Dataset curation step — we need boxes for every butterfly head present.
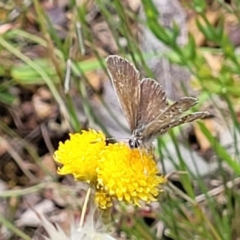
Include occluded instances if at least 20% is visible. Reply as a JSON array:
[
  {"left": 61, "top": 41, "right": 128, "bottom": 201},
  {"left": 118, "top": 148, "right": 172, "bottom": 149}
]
[
  {"left": 128, "top": 137, "right": 141, "bottom": 149},
  {"left": 128, "top": 129, "right": 143, "bottom": 149}
]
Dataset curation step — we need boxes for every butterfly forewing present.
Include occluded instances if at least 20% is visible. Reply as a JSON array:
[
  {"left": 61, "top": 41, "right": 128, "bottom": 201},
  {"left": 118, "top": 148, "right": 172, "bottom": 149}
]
[
  {"left": 106, "top": 55, "right": 140, "bottom": 132},
  {"left": 137, "top": 78, "right": 169, "bottom": 127}
]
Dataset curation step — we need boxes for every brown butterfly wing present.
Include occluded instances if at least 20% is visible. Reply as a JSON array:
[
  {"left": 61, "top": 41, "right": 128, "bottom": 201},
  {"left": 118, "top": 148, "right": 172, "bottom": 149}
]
[
  {"left": 140, "top": 97, "right": 209, "bottom": 142},
  {"left": 154, "top": 97, "right": 199, "bottom": 123},
  {"left": 142, "top": 111, "right": 209, "bottom": 141},
  {"left": 137, "top": 78, "right": 169, "bottom": 128},
  {"left": 106, "top": 55, "right": 140, "bottom": 132}
]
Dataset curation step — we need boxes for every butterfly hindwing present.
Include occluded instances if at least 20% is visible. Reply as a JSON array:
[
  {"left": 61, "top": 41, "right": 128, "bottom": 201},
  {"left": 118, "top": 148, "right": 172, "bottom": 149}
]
[{"left": 141, "top": 111, "right": 209, "bottom": 142}]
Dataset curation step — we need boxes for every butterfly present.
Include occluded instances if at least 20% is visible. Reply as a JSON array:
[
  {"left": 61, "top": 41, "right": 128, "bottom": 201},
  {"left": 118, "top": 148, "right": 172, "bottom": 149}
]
[{"left": 106, "top": 55, "right": 209, "bottom": 148}]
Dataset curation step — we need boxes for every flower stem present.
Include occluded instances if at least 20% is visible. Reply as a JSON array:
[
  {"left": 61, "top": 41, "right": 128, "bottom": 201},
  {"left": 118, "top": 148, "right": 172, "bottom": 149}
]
[{"left": 79, "top": 187, "right": 92, "bottom": 228}]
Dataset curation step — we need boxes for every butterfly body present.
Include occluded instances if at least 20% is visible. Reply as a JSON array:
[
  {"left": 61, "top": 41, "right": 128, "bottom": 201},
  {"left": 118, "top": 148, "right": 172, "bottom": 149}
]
[{"left": 106, "top": 55, "right": 209, "bottom": 149}]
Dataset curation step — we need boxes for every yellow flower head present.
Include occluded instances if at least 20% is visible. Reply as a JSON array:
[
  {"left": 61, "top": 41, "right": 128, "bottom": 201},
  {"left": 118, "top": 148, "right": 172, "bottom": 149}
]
[
  {"left": 96, "top": 143, "right": 166, "bottom": 207},
  {"left": 54, "top": 129, "right": 106, "bottom": 183},
  {"left": 95, "top": 190, "right": 113, "bottom": 209}
]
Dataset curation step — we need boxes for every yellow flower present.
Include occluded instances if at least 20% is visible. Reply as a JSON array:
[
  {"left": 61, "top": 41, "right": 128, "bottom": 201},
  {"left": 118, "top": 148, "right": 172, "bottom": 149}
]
[
  {"left": 54, "top": 129, "right": 106, "bottom": 183},
  {"left": 95, "top": 190, "right": 113, "bottom": 209},
  {"left": 96, "top": 143, "right": 166, "bottom": 207},
  {"left": 54, "top": 129, "right": 166, "bottom": 209}
]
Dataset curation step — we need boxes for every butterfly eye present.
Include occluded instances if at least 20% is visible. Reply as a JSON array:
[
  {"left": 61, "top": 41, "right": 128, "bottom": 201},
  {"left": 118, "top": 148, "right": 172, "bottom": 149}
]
[{"left": 129, "top": 138, "right": 140, "bottom": 149}]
